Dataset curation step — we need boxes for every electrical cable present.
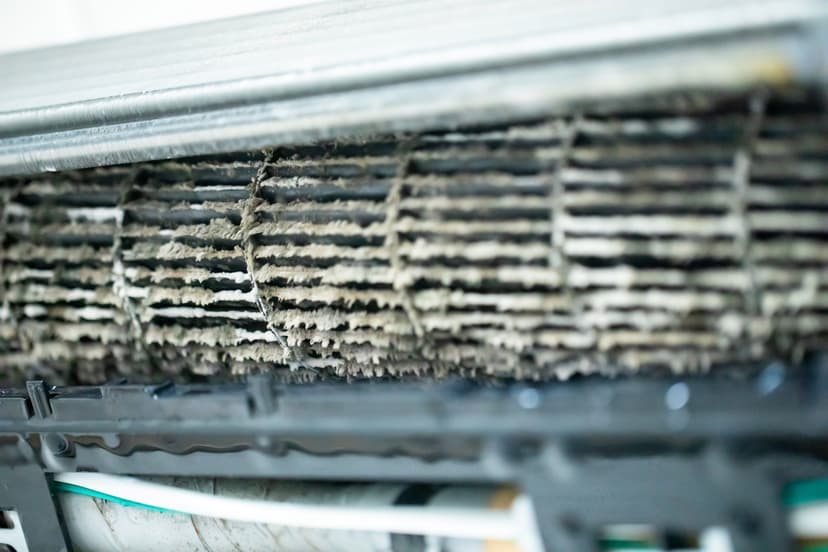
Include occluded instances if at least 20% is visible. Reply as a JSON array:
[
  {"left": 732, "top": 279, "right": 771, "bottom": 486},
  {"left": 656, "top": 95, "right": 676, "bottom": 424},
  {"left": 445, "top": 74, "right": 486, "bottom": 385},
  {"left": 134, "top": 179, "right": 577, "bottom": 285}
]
[
  {"left": 53, "top": 481, "right": 177, "bottom": 514},
  {"left": 54, "top": 472, "right": 828, "bottom": 548},
  {"left": 53, "top": 473, "right": 519, "bottom": 541},
  {"left": 785, "top": 479, "right": 828, "bottom": 507},
  {"left": 598, "top": 538, "right": 660, "bottom": 551},
  {"left": 786, "top": 478, "right": 828, "bottom": 540},
  {"left": 790, "top": 502, "right": 828, "bottom": 540}
]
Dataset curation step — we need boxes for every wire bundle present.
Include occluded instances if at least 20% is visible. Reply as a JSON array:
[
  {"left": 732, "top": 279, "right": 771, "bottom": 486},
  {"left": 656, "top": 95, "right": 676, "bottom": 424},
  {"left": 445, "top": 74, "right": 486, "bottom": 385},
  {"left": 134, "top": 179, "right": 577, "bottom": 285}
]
[{"left": 53, "top": 473, "right": 828, "bottom": 552}]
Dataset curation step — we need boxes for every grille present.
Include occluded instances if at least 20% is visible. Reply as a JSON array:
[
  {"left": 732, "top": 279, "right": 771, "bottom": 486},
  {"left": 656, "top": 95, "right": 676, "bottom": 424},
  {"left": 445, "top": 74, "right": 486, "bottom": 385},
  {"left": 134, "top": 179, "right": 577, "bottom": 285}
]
[{"left": 0, "top": 90, "right": 826, "bottom": 384}]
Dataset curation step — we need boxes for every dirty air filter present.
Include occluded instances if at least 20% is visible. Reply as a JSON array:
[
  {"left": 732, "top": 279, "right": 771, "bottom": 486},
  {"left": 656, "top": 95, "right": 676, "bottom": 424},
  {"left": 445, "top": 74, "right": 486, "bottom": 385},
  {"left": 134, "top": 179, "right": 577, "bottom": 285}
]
[{"left": 0, "top": 89, "right": 825, "bottom": 385}]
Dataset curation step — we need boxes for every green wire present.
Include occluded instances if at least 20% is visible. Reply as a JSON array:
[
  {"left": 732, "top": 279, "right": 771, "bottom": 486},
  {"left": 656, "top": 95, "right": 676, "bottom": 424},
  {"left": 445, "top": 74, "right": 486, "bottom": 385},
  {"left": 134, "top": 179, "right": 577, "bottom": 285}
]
[
  {"left": 52, "top": 481, "right": 181, "bottom": 514},
  {"left": 801, "top": 545, "right": 828, "bottom": 552},
  {"left": 784, "top": 479, "right": 828, "bottom": 507},
  {"left": 598, "top": 539, "right": 658, "bottom": 551}
]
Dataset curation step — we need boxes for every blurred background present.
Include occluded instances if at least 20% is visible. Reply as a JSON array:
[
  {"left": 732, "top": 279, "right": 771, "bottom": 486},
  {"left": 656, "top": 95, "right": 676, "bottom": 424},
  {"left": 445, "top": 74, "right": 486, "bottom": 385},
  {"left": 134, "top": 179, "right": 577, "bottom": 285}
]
[{"left": 1, "top": 0, "right": 314, "bottom": 54}]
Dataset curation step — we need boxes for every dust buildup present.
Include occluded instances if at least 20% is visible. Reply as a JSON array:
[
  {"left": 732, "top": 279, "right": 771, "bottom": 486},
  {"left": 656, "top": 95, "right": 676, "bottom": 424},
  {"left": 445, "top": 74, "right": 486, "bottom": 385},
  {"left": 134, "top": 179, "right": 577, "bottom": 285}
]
[{"left": 0, "top": 92, "right": 826, "bottom": 384}]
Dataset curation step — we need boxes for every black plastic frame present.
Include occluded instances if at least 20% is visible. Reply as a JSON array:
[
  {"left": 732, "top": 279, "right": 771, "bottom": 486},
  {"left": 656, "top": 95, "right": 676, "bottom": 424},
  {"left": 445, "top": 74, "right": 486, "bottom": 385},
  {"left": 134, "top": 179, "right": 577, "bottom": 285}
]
[{"left": 0, "top": 355, "right": 826, "bottom": 552}]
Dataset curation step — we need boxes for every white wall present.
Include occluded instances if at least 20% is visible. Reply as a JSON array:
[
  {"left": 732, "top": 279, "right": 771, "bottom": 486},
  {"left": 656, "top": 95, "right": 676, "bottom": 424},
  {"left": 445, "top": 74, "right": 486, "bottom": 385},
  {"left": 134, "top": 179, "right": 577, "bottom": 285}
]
[{"left": 0, "top": 0, "right": 317, "bottom": 54}]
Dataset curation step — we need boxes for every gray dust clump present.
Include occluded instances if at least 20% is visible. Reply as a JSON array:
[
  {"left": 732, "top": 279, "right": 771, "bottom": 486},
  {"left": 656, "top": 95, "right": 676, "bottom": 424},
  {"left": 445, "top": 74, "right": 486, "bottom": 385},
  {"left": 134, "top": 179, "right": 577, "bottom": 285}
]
[{"left": 0, "top": 90, "right": 826, "bottom": 384}]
